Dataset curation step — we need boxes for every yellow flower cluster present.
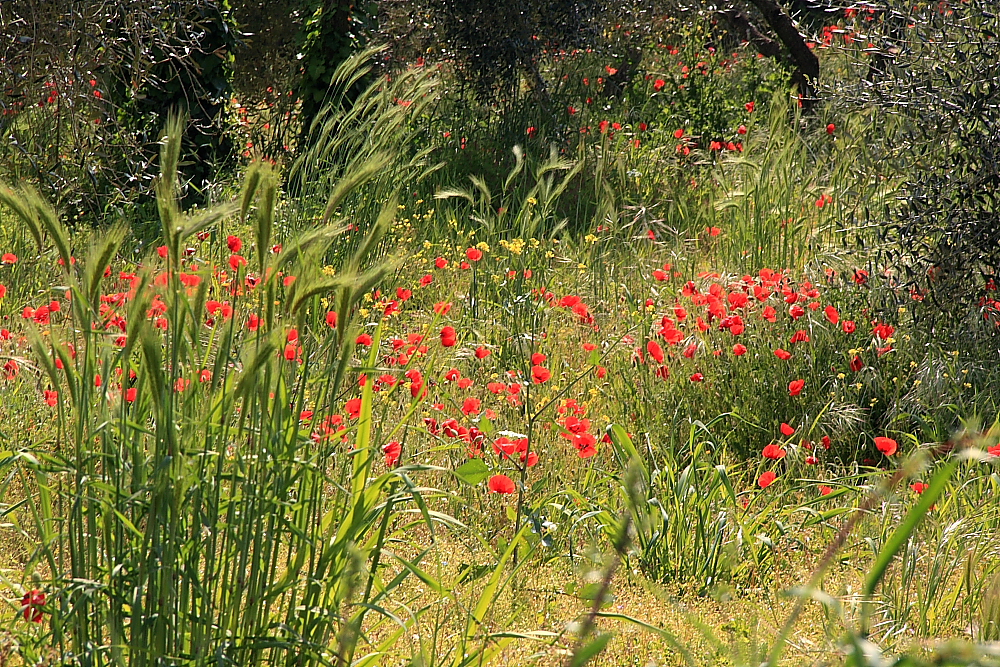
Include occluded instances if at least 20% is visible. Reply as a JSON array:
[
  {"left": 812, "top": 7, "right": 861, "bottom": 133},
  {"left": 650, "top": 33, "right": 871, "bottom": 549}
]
[{"left": 499, "top": 238, "right": 526, "bottom": 255}]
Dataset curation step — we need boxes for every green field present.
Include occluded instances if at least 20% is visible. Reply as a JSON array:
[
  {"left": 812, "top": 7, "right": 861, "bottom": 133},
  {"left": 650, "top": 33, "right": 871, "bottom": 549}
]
[{"left": 2, "top": 2, "right": 1000, "bottom": 665}]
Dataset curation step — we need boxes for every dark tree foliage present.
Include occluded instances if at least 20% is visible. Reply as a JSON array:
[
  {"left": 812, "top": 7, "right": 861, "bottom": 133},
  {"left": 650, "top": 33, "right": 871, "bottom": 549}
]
[
  {"left": 839, "top": 2, "right": 1000, "bottom": 322},
  {"left": 231, "top": 0, "right": 302, "bottom": 95},
  {"left": 385, "top": 0, "right": 607, "bottom": 102},
  {"left": 123, "top": 1, "right": 241, "bottom": 206},
  {"left": 379, "top": 0, "right": 818, "bottom": 111},
  {"left": 0, "top": 0, "right": 239, "bottom": 215},
  {"left": 295, "top": 0, "right": 377, "bottom": 141}
]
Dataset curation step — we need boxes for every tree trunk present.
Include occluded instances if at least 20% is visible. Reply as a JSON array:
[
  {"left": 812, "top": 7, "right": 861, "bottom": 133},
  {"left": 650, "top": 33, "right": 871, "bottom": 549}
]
[{"left": 744, "top": 0, "right": 820, "bottom": 108}]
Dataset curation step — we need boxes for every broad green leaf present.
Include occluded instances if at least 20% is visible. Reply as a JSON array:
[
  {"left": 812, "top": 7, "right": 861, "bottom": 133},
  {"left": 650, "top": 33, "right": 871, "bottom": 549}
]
[{"left": 454, "top": 458, "right": 490, "bottom": 486}]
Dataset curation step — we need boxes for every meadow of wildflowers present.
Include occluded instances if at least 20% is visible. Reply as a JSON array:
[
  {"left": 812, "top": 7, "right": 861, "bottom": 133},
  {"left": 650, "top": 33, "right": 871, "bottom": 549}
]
[{"left": 3, "top": 7, "right": 1000, "bottom": 667}]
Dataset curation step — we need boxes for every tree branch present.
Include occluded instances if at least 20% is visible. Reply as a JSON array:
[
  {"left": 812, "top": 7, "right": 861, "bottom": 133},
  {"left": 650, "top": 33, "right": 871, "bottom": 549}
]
[{"left": 717, "top": 9, "right": 781, "bottom": 59}]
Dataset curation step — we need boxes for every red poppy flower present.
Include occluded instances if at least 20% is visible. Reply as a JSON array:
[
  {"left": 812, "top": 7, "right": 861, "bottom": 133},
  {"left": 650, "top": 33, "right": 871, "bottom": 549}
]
[
  {"left": 727, "top": 293, "right": 748, "bottom": 311},
  {"left": 227, "top": 235, "right": 242, "bottom": 252},
  {"left": 461, "top": 397, "right": 481, "bottom": 416},
  {"left": 789, "top": 330, "right": 810, "bottom": 344},
  {"left": 757, "top": 471, "right": 777, "bottom": 488},
  {"left": 440, "top": 326, "right": 457, "bottom": 347},
  {"left": 576, "top": 438, "right": 599, "bottom": 458},
  {"left": 774, "top": 348, "right": 792, "bottom": 360},
  {"left": 762, "top": 443, "right": 786, "bottom": 460},
  {"left": 1, "top": 252, "right": 17, "bottom": 264},
  {"left": 556, "top": 294, "right": 578, "bottom": 309},
  {"left": 788, "top": 379, "right": 805, "bottom": 396},
  {"left": 21, "top": 589, "right": 45, "bottom": 622},
  {"left": 229, "top": 254, "right": 247, "bottom": 271},
  {"left": 466, "top": 247, "right": 483, "bottom": 262},
  {"left": 325, "top": 311, "right": 338, "bottom": 328},
  {"left": 826, "top": 123, "right": 835, "bottom": 135},
  {"left": 125, "top": 387, "right": 137, "bottom": 403},
  {"left": 383, "top": 441, "right": 401, "bottom": 467},
  {"left": 407, "top": 370, "right": 425, "bottom": 398},
  {"left": 646, "top": 340, "right": 664, "bottom": 363},
  {"left": 435, "top": 257, "right": 448, "bottom": 269},
  {"left": 475, "top": 346, "right": 491, "bottom": 359},
  {"left": 434, "top": 301, "right": 452, "bottom": 315},
  {"left": 531, "top": 365, "right": 551, "bottom": 384},
  {"left": 745, "top": 101, "right": 755, "bottom": 113},
  {"left": 780, "top": 422, "right": 795, "bottom": 437},
  {"left": 689, "top": 372, "right": 704, "bottom": 383},
  {"left": 488, "top": 474, "right": 516, "bottom": 494},
  {"left": 824, "top": 305, "right": 840, "bottom": 324},
  {"left": 842, "top": 320, "right": 856, "bottom": 334},
  {"left": 733, "top": 343, "right": 747, "bottom": 356},
  {"left": 345, "top": 397, "right": 362, "bottom": 419},
  {"left": 875, "top": 436, "right": 898, "bottom": 456},
  {"left": 872, "top": 322, "right": 895, "bottom": 340},
  {"left": 652, "top": 269, "right": 668, "bottom": 281},
  {"left": 910, "top": 481, "right": 928, "bottom": 494},
  {"left": 356, "top": 333, "right": 373, "bottom": 346},
  {"left": 849, "top": 355, "right": 863, "bottom": 372},
  {"left": 819, "top": 485, "right": 832, "bottom": 496},
  {"left": 821, "top": 435, "right": 832, "bottom": 449},
  {"left": 531, "top": 352, "right": 547, "bottom": 365}
]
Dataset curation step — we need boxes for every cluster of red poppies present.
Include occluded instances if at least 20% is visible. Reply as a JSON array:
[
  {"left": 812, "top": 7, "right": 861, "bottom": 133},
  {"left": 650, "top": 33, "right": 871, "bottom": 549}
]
[{"left": 0, "top": 230, "right": 960, "bottom": 514}]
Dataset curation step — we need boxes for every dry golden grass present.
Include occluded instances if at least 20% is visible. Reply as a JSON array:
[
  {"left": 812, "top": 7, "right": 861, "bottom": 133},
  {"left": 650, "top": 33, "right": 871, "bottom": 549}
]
[{"left": 354, "top": 520, "right": 869, "bottom": 666}]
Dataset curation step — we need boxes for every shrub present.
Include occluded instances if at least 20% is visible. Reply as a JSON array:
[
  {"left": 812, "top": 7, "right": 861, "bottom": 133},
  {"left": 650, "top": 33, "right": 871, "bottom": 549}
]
[{"left": 831, "top": 0, "right": 1000, "bottom": 322}]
